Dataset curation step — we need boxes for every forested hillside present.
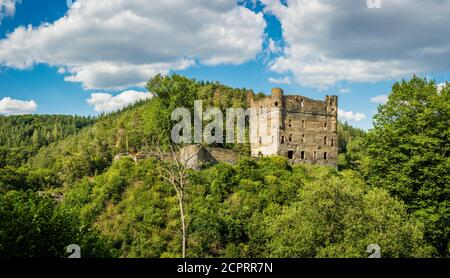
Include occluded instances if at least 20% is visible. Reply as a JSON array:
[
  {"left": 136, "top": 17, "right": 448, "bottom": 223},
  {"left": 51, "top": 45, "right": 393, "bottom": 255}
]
[
  {"left": 0, "top": 115, "right": 95, "bottom": 167},
  {"left": 0, "top": 75, "right": 448, "bottom": 258}
]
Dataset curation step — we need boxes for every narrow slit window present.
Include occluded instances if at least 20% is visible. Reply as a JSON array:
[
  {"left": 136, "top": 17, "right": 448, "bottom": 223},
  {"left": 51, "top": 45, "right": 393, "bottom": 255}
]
[
  {"left": 324, "top": 152, "right": 328, "bottom": 160},
  {"left": 301, "top": 151, "right": 305, "bottom": 160}
]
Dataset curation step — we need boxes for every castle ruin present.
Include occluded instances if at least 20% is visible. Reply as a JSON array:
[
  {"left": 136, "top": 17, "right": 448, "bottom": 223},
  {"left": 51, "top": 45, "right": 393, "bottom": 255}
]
[
  {"left": 165, "top": 87, "right": 339, "bottom": 169},
  {"left": 248, "top": 88, "right": 338, "bottom": 168}
]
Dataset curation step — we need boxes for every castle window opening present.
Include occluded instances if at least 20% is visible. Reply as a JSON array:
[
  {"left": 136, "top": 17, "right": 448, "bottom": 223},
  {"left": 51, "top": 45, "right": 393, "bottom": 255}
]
[
  {"left": 289, "top": 134, "right": 292, "bottom": 142},
  {"left": 331, "top": 138, "right": 334, "bottom": 146},
  {"left": 288, "top": 151, "right": 294, "bottom": 160},
  {"left": 289, "top": 119, "right": 292, "bottom": 127},
  {"left": 324, "top": 122, "right": 327, "bottom": 129},
  {"left": 301, "top": 134, "right": 305, "bottom": 143},
  {"left": 324, "top": 152, "right": 328, "bottom": 160},
  {"left": 275, "top": 101, "right": 279, "bottom": 107},
  {"left": 301, "top": 151, "right": 305, "bottom": 160},
  {"left": 281, "top": 136, "right": 285, "bottom": 144},
  {"left": 324, "top": 136, "right": 327, "bottom": 145}
]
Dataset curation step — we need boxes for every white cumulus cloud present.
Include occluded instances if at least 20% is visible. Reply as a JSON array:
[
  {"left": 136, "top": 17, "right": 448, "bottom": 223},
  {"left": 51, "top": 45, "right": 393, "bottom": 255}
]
[
  {"left": 370, "top": 94, "right": 389, "bottom": 105},
  {"left": 338, "top": 108, "right": 366, "bottom": 122},
  {"left": 0, "top": 0, "right": 19, "bottom": 23},
  {"left": 87, "top": 90, "right": 152, "bottom": 113},
  {"left": 268, "top": 76, "right": 291, "bottom": 85},
  {"left": 262, "top": 0, "right": 450, "bottom": 89},
  {"left": 0, "top": 0, "right": 266, "bottom": 90},
  {"left": 0, "top": 97, "right": 37, "bottom": 115},
  {"left": 267, "top": 38, "right": 282, "bottom": 54}
]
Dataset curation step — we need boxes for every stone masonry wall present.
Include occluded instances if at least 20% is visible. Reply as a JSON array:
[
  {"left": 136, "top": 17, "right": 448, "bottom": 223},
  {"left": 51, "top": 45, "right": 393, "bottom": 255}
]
[{"left": 248, "top": 88, "right": 338, "bottom": 168}]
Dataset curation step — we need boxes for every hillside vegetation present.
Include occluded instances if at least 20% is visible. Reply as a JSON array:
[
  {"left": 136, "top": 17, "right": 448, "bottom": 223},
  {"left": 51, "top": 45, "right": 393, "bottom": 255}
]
[
  {"left": 0, "top": 115, "right": 95, "bottom": 168},
  {"left": 0, "top": 75, "right": 448, "bottom": 258}
]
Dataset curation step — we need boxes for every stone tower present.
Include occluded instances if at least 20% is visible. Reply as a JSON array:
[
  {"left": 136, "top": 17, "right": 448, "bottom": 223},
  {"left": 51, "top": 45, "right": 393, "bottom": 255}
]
[{"left": 248, "top": 88, "right": 338, "bottom": 168}]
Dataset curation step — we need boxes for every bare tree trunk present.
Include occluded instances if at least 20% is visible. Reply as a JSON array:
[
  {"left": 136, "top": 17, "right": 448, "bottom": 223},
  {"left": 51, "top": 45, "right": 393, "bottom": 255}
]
[
  {"left": 150, "top": 142, "right": 191, "bottom": 258},
  {"left": 176, "top": 189, "right": 186, "bottom": 258}
]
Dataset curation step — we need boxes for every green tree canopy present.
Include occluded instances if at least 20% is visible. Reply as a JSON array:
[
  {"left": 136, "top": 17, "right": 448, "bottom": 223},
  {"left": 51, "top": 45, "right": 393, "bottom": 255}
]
[
  {"left": 0, "top": 191, "right": 112, "bottom": 258},
  {"left": 366, "top": 76, "right": 449, "bottom": 256}
]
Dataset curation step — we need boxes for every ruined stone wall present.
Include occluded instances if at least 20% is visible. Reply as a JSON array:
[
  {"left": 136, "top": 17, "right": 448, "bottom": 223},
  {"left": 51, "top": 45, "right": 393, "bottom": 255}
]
[
  {"left": 206, "top": 148, "right": 240, "bottom": 164},
  {"left": 180, "top": 145, "right": 240, "bottom": 169},
  {"left": 248, "top": 88, "right": 338, "bottom": 168},
  {"left": 180, "top": 145, "right": 217, "bottom": 170},
  {"left": 248, "top": 88, "right": 282, "bottom": 157}
]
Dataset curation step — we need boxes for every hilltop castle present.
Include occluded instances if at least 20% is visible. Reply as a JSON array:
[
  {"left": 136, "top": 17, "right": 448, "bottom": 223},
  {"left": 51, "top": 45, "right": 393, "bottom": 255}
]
[
  {"left": 114, "top": 87, "right": 339, "bottom": 169},
  {"left": 248, "top": 88, "right": 338, "bottom": 168}
]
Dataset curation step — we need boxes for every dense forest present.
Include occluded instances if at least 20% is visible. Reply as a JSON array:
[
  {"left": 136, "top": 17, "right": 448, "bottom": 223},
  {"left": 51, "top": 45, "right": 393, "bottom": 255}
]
[
  {"left": 0, "top": 75, "right": 448, "bottom": 258},
  {"left": 0, "top": 115, "right": 95, "bottom": 168}
]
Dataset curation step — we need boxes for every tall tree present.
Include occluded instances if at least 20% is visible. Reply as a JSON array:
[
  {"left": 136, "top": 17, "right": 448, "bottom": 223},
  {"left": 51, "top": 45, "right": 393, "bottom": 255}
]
[
  {"left": 366, "top": 76, "right": 449, "bottom": 256},
  {"left": 150, "top": 143, "right": 193, "bottom": 258}
]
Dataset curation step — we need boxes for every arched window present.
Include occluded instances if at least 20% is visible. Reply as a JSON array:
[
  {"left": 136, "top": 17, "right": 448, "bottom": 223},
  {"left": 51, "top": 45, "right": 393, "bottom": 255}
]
[{"left": 288, "top": 151, "right": 294, "bottom": 160}]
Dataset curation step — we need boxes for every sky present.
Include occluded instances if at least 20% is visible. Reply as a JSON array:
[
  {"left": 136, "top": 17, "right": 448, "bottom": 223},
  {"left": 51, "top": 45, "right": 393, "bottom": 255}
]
[{"left": 0, "top": 0, "right": 449, "bottom": 130}]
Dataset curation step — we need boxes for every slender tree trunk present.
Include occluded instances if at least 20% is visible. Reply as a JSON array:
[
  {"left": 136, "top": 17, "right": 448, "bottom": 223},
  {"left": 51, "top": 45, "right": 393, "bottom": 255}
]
[
  {"left": 176, "top": 189, "right": 186, "bottom": 258},
  {"left": 152, "top": 143, "right": 189, "bottom": 258}
]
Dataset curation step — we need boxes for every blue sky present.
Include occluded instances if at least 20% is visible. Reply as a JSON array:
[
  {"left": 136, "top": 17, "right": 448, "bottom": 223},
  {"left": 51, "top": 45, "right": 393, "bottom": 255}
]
[{"left": 0, "top": 0, "right": 449, "bottom": 130}]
